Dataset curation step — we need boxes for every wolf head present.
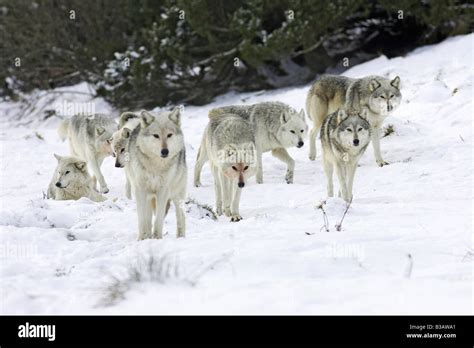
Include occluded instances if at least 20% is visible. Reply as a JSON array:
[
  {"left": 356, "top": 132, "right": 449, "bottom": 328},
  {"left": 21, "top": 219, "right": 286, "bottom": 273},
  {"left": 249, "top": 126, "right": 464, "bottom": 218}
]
[
  {"left": 335, "top": 109, "right": 371, "bottom": 150},
  {"left": 367, "top": 76, "right": 402, "bottom": 115},
  {"left": 219, "top": 142, "right": 257, "bottom": 188},
  {"left": 137, "top": 106, "right": 184, "bottom": 159},
  {"left": 94, "top": 125, "right": 116, "bottom": 157},
  {"left": 111, "top": 127, "right": 132, "bottom": 168},
  {"left": 276, "top": 109, "right": 308, "bottom": 148},
  {"left": 53, "top": 154, "right": 88, "bottom": 189}
]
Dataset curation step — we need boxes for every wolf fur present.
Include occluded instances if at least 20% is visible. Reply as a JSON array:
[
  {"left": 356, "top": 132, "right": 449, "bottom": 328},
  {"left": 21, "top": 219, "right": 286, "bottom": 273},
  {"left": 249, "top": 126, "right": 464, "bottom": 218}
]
[
  {"left": 111, "top": 111, "right": 141, "bottom": 199},
  {"left": 197, "top": 113, "right": 257, "bottom": 222},
  {"left": 306, "top": 74, "right": 401, "bottom": 166},
  {"left": 126, "top": 107, "right": 187, "bottom": 240},
  {"left": 320, "top": 108, "right": 371, "bottom": 202},
  {"left": 47, "top": 154, "right": 105, "bottom": 202},
  {"left": 194, "top": 101, "right": 307, "bottom": 186},
  {"left": 58, "top": 114, "right": 118, "bottom": 193}
]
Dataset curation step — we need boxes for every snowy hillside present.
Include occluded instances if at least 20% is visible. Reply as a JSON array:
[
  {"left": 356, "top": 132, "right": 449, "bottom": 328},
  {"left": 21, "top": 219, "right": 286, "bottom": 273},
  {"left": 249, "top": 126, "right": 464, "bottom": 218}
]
[{"left": 0, "top": 34, "right": 472, "bottom": 314}]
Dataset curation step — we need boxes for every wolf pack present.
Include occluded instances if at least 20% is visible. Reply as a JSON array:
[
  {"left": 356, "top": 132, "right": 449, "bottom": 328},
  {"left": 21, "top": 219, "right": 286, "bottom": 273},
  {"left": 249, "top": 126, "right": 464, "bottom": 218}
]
[{"left": 48, "top": 74, "right": 402, "bottom": 240}]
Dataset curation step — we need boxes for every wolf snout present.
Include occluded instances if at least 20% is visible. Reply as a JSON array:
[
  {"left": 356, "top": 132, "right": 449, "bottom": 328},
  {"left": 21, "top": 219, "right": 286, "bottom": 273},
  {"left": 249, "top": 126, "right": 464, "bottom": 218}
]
[
  {"left": 161, "top": 148, "right": 169, "bottom": 158},
  {"left": 238, "top": 182, "right": 245, "bottom": 188},
  {"left": 55, "top": 182, "right": 62, "bottom": 188},
  {"left": 353, "top": 139, "right": 360, "bottom": 146},
  {"left": 297, "top": 141, "right": 304, "bottom": 148},
  {"left": 115, "top": 162, "right": 123, "bottom": 168}
]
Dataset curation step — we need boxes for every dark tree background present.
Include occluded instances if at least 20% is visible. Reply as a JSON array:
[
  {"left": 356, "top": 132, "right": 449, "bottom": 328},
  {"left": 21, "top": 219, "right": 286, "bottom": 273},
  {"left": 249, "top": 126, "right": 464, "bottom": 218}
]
[{"left": 1, "top": 0, "right": 472, "bottom": 109}]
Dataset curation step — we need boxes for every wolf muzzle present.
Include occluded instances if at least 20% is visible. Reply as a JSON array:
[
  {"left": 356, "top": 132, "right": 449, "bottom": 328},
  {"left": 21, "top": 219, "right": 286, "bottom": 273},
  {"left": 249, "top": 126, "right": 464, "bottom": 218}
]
[{"left": 161, "top": 148, "right": 169, "bottom": 158}]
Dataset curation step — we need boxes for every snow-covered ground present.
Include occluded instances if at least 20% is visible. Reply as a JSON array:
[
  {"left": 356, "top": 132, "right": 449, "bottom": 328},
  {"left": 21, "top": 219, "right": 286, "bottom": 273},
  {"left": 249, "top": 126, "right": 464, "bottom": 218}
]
[{"left": 0, "top": 34, "right": 472, "bottom": 314}]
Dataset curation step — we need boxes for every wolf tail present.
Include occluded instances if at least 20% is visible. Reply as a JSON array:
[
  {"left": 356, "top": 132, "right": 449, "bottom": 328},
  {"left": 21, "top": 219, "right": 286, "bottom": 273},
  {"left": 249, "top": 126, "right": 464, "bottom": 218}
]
[
  {"left": 193, "top": 131, "right": 208, "bottom": 187},
  {"left": 119, "top": 112, "right": 139, "bottom": 128},
  {"left": 58, "top": 119, "right": 69, "bottom": 141}
]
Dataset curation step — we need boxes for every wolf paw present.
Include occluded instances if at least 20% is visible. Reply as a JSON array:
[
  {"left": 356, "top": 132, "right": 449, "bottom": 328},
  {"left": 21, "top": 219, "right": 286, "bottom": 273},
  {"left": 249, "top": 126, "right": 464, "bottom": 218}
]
[
  {"left": 376, "top": 160, "right": 389, "bottom": 167},
  {"left": 100, "top": 186, "right": 109, "bottom": 194},
  {"left": 285, "top": 170, "right": 294, "bottom": 184},
  {"left": 216, "top": 206, "right": 223, "bottom": 216},
  {"left": 230, "top": 215, "right": 242, "bottom": 222},
  {"left": 309, "top": 153, "right": 316, "bottom": 161},
  {"left": 194, "top": 181, "right": 202, "bottom": 188},
  {"left": 224, "top": 207, "right": 232, "bottom": 217},
  {"left": 256, "top": 176, "right": 263, "bottom": 184}
]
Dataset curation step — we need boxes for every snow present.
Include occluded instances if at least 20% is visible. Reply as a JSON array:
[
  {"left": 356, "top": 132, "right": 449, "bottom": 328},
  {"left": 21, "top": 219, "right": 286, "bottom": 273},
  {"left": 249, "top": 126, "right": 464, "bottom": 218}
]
[{"left": 1, "top": 34, "right": 473, "bottom": 314}]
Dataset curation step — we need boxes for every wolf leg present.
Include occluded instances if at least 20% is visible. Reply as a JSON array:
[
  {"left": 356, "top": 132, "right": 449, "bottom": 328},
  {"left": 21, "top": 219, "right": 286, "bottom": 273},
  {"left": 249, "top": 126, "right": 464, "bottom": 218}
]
[
  {"left": 372, "top": 125, "right": 389, "bottom": 167},
  {"left": 211, "top": 164, "right": 223, "bottom": 215},
  {"left": 230, "top": 185, "right": 242, "bottom": 222},
  {"left": 135, "top": 189, "right": 152, "bottom": 240},
  {"left": 153, "top": 190, "right": 170, "bottom": 239},
  {"left": 335, "top": 163, "right": 350, "bottom": 202},
  {"left": 271, "top": 148, "right": 295, "bottom": 184},
  {"left": 125, "top": 175, "right": 132, "bottom": 199},
  {"left": 194, "top": 139, "right": 208, "bottom": 187},
  {"left": 86, "top": 153, "right": 109, "bottom": 193},
  {"left": 256, "top": 147, "right": 264, "bottom": 184},
  {"left": 308, "top": 95, "right": 327, "bottom": 161},
  {"left": 173, "top": 197, "right": 186, "bottom": 238},
  {"left": 322, "top": 156, "right": 334, "bottom": 197},
  {"left": 219, "top": 171, "right": 232, "bottom": 217},
  {"left": 346, "top": 162, "right": 357, "bottom": 201}
]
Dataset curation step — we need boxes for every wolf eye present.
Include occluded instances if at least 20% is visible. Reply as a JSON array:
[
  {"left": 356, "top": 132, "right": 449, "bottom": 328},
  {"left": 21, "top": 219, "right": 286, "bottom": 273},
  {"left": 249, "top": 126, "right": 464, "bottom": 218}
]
[
  {"left": 65, "top": 171, "right": 70, "bottom": 174},
  {"left": 120, "top": 148, "right": 125, "bottom": 153},
  {"left": 358, "top": 128, "right": 363, "bottom": 131},
  {"left": 244, "top": 166, "right": 249, "bottom": 170},
  {"left": 346, "top": 128, "right": 352, "bottom": 132},
  {"left": 389, "top": 94, "right": 394, "bottom": 98},
  {"left": 290, "top": 130, "right": 296, "bottom": 134},
  {"left": 300, "top": 130, "right": 304, "bottom": 133},
  {"left": 153, "top": 134, "right": 160, "bottom": 139},
  {"left": 380, "top": 95, "right": 386, "bottom": 99},
  {"left": 106, "top": 139, "right": 111, "bottom": 144},
  {"left": 232, "top": 166, "right": 238, "bottom": 171},
  {"left": 167, "top": 133, "right": 173, "bottom": 138}
]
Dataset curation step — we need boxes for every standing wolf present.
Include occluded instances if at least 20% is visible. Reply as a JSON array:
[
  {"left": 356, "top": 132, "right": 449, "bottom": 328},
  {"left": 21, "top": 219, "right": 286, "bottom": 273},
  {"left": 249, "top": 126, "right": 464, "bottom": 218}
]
[
  {"left": 47, "top": 154, "right": 105, "bottom": 202},
  {"left": 58, "top": 114, "right": 118, "bottom": 193},
  {"left": 111, "top": 111, "right": 141, "bottom": 199},
  {"left": 127, "top": 107, "right": 187, "bottom": 240},
  {"left": 194, "top": 101, "right": 307, "bottom": 186},
  {"left": 197, "top": 113, "right": 257, "bottom": 222},
  {"left": 320, "top": 108, "right": 371, "bottom": 202},
  {"left": 306, "top": 75, "right": 401, "bottom": 166}
]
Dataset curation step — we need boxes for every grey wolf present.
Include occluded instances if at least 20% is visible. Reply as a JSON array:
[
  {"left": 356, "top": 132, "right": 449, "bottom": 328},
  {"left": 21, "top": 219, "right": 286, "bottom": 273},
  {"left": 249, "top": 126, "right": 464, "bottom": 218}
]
[
  {"left": 196, "top": 113, "right": 257, "bottom": 222},
  {"left": 58, "top": 114, "right": 118, "bottom": 193},
  {"left": 320, "top": 108, "right": 371, "bottom": 202},
  {"left": 194, "top": 101, "right": 307, "bottom": 186},
  {"left": 47, "top": 154, "right": 105, "bottom": 202},
  {"left": 306, "top": 74, "right": 401, "bottom": 166},
  {"left": 111, "top": 111, "right": 141, "bottom": 199},
  {"left": 126, "top": 107, "right": 187, "bottom": 240}
]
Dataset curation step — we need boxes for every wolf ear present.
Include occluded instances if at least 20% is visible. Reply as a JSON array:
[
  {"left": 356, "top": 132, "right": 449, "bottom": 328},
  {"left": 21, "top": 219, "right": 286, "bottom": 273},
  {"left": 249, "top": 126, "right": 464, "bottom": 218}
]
[
  {"left": 359, "top": 108, "right": 369, "bottom": 120},
  {"left": 298, "top": 108, "right": 306, "bottom": 120},
  {"left": 96, "top": 126, "right": 106, "bottom": 136},
  {"left": 53, "top": 153, "right": 62, "bottom": 161},
  {"left": 168, "top": 106, "right": 182, "bottom": 126},
  {"left": 390, "top": 76, "right": 401, "bottom": 89},
  {"left": 336, "top": 109, "right": 347, "bottom": 125},
  {"left": 140, "top": 110, "right": 155, "bottom": 128},
  {"left": 121, "top": 127, "right": 132, "bottom": 139},
  {"left": 280, "top": 111, "right": 290, "bottom": 124},
  {"left": 74, "top": 160, "right": 87, "bottom": 172},
  {"left": 224, "top": 144, "right": 238, "bottom": 158},
  {"left": 369, "top": 79, "right": 381, "bottom": 92}
]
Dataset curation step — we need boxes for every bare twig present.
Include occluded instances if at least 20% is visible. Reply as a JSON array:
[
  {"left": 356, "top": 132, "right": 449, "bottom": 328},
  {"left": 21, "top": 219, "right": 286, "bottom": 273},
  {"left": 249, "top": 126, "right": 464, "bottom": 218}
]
[
  {"left": 335, "top": 197, "right": 352, "bottom": 232},
  {"left": 316, "top": 201, "right": 330, "bottom": 232}
]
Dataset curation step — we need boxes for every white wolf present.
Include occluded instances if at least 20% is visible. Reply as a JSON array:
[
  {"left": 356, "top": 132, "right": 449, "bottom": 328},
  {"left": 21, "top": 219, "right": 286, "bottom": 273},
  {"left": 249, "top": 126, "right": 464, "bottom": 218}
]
[
  {"left": 58, "top": 114, "right": 118, "bottom": 193},
  {"left": 127, "top": 107, "right": 187, "bottom": 240},
  {"left": 194, "top": 101, "right": 307, "bottom": 186},
  {"left": 111, "top": 111, "right": 141, "bottom": 199},
  {"left": 306, "top": 74, "right": 401, "bottom": 166},
  {"left": 197, "top": 113, "right": 257, "bottom": 222},
  {"left": 47, "top": 154, "right": 105, "bottom": 202},
  {"left": 320, "top": 108, "right": 371, "bottom": 202}
]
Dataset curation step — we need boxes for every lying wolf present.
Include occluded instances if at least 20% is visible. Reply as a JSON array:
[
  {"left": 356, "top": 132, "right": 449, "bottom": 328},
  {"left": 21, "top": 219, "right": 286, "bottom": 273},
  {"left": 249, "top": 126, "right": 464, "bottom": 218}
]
[
  {"left": 306, "top": 74, "right": 401, "bottom": 166},
  {"left": 58, "top": 114, "right": 118, "bottom": 193},
  {"left": 111, "top": 111, "right": 141, "bottom": 199},
  {"left": 194, "top": 101, "right": 307, "bottom": 186},
  {"left": 127, "top": 107, "right": 187, "bottom": 240},
  {"left": 320, "top": 108, "right": 371, "bottom": 202},
  {"left": 197, "top": 113, "right": 257, "bottom": 222},
  {"left": 47, "top": 154, "right": 105, "bottom": 202}
]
